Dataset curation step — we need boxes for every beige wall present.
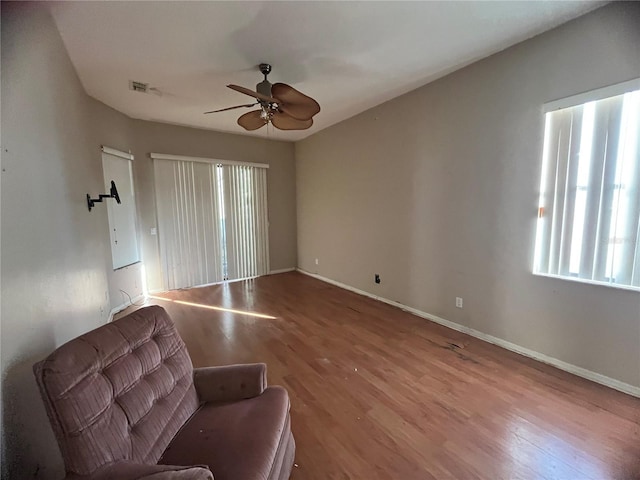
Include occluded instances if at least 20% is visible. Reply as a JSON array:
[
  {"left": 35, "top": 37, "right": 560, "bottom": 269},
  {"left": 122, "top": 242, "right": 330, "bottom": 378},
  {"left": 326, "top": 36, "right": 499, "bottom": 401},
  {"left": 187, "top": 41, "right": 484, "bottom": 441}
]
[
  {"left": 0, "top": 4, "right": 297, "bottom": 478},
  {"left": 2, "top": 4, "right": 114, "bottom": 478},
  {"left": 131, "top": 120, "right": 297, "bottom": 293},
  {"left": 87, "top": 101, "right": 146, "bottom": 312},
  {"left": 296, "top": 2, "right": 640, "bottom": 389}
]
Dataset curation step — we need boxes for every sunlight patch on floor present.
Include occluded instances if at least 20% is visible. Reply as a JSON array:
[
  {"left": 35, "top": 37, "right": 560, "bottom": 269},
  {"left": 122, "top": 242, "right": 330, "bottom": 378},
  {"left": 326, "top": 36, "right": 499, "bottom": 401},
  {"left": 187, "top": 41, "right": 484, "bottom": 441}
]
[{"left": 148, "top": 295, "right": 277, "bottom": 319}]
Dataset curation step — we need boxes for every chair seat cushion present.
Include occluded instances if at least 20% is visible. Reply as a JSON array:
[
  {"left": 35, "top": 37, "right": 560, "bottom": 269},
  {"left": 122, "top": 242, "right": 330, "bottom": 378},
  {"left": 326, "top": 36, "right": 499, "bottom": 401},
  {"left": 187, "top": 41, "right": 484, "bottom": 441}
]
[{"left": 158, "top": 386, "right": 291, "bottom": 480}]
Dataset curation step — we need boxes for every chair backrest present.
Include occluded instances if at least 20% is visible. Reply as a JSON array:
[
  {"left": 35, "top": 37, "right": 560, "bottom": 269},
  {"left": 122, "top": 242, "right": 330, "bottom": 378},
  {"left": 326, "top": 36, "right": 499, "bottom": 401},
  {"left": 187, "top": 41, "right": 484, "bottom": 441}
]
[{"left": 34, "top": 306, "right": 199, "bottom": 476}]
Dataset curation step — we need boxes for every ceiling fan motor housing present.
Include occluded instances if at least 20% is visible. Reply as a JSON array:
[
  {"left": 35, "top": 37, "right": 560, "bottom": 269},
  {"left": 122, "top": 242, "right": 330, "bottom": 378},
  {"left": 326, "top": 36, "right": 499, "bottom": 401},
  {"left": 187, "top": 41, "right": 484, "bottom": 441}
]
[
  {"left": 257, "top": 63, "right": 273, "bottom": 101},
  {"left": 256, "top": 79, "right": 272, "bottom": 100}
]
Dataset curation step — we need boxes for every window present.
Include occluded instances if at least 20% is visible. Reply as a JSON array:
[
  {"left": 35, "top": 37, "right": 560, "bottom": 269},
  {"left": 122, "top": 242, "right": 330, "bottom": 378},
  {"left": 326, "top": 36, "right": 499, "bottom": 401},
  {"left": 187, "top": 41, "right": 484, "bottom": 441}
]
[
  {"left": 102, "top": 147, "right": 140, "bottom": 270},
  {"left": 533, "top": 80, "right": 640, "bottom": 290},
  {"left": 151, "top": 153, "right": 269, "bottom": 291}
]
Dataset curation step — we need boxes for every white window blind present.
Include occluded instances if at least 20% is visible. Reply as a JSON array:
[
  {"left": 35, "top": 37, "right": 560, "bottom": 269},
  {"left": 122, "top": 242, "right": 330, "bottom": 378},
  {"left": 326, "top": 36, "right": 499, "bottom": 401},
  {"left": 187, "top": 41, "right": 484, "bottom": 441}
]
[
  {"left": 222, "top": 164, "right": 269, "bottom": 281},
  {"left": 102, "top": 148, "right": 140, "bottom": 270},
  {"left": 533, "top": 84, "right": 640, "bottom": 290},
  {"left": 153, "top": 156, "right": 269, "bottom": 290},
  {"left": 154, "top": 159, "right": 224, "bottom": 290}
]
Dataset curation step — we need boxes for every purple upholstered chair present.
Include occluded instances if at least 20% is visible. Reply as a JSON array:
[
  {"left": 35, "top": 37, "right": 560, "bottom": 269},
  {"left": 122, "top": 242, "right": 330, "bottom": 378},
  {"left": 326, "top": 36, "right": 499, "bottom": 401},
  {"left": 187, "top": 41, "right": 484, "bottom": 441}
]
[{"left": 34, "top": 305, "right": 295, "bottom": 480}]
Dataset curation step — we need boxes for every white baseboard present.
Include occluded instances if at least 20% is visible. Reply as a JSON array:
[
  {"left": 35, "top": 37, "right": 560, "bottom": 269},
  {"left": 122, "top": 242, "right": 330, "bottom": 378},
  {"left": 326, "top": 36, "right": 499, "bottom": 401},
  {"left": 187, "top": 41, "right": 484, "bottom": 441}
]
[
  {"left": 269, "top": 268, "right": 296, "bottom": 275},
  {"left": 297, "top": 268, "right": 640, "bottom": 398},
  {"left": 108, "top": 294, "right": 146, "bottom": 322}
]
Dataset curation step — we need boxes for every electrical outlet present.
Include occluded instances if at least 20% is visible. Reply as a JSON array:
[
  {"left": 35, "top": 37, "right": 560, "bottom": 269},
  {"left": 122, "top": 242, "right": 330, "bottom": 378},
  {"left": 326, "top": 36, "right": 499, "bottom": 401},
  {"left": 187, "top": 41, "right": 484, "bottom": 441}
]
[
  {"left": 315, "top": 258, "right": 319, "bottom": 265},
  {"left": 455, "top": 297, "right": 463, "bottom": 308},
  {"left": 375, "top": 274, "right": 381, "bottom": 284}
]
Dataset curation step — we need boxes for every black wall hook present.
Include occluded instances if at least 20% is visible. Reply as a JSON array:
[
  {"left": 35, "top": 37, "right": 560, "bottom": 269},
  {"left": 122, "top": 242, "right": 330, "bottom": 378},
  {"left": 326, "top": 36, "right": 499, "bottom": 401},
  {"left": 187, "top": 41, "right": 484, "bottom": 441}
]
[{"left": 87, "top": 180, "right": 121, "bottom": 211}]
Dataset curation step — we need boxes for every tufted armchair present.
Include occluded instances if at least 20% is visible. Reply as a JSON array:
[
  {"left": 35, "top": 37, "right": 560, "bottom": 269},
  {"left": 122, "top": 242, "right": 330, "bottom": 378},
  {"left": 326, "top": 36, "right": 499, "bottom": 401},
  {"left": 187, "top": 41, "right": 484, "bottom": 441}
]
[{"left": 33, "top": 305, "right": 295, "bottom": 480}]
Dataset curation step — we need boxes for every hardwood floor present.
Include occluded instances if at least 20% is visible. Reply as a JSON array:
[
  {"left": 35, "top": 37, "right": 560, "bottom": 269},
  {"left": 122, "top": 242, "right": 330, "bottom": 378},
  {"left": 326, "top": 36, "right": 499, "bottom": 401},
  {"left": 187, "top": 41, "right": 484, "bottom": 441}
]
[{"left": 123, "top": 272, "right": 640, "bottom": 479}]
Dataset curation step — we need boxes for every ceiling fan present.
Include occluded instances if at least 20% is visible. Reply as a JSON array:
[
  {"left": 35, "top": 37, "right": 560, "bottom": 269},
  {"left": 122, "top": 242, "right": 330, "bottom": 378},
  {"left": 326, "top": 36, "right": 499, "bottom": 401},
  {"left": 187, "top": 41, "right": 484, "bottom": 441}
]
[{"left": 205, "top": 63, "right": 320, "bottom": 131}]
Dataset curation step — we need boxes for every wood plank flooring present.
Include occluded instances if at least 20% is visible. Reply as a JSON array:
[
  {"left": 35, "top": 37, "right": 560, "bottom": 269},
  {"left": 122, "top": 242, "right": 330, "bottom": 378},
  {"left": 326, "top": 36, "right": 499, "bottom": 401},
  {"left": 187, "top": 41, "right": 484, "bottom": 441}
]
[{"left": 122, "top": 272, "right": 640, "bottom": 479}]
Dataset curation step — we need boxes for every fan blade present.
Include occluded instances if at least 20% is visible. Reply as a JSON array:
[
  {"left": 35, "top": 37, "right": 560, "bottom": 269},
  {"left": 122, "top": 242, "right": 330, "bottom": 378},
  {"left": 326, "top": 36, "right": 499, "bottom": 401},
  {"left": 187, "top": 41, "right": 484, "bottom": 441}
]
[
  {"left": 228, "top": 84, "right": 278, "bottom": 104},
  {"left": 204, "top": 103, "right": 256, "bottom": 114},
  {"left": 271, "top": 83, "right": 320, "bottom": 121},
  {"left": 237, "top": 110, "right": 267, "bottom": 131},
  {"left": 271, "top": 111, "right": 313, "bottom": 130}
]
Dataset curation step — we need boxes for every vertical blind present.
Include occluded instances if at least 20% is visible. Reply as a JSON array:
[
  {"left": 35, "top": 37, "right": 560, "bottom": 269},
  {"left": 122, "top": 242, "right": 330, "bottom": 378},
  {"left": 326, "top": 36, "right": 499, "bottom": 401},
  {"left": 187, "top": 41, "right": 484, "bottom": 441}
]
[
  {"left": 222, "top": 165, "right": 270, "bottom": 281},
  {"left": 534, "top": 86, "right": 640, "bottom": 289},
  {"left": 154, "top": 159, "right": 224, "bottom": 290},
  {"left": 153, "top": 157, "right": 269, "bottom": 291}
]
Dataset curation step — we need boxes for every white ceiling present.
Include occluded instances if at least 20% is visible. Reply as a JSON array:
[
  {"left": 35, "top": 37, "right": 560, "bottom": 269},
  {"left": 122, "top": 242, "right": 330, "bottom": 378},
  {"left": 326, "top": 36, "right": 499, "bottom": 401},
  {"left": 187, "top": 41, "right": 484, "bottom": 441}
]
[{"left": 49, "top": 1, "right": 603, "bottom": 142}]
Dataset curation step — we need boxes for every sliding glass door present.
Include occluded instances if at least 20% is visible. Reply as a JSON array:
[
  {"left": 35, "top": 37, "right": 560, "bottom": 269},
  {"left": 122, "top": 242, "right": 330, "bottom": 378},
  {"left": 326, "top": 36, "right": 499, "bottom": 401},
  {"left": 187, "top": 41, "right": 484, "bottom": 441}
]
[
  {"left": 154, "top": 157, "right": 269, "bottom": 291},
  {"left": 222, "top": 164, "right": 270, "bottom": 281}
]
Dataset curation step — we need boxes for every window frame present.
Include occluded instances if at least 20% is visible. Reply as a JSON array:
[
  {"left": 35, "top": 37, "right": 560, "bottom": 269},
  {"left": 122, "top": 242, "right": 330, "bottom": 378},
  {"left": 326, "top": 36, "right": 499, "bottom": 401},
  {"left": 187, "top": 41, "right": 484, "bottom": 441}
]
[{"left": 533, "top": 78, "right": 640, "bottom": 292}]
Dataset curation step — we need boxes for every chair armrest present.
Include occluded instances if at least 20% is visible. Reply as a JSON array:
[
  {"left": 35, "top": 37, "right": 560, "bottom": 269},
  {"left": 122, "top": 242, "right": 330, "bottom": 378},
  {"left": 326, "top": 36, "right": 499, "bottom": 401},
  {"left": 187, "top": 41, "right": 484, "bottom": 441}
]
[
  {"left": 140, "top": 468, "right": 213, "bottom": 480},
  {"left": 64, "top": 462, "right": 213, "bottom": 480},
  {"left": 193, "top": 363, "right": 267, "bottom": 403}
]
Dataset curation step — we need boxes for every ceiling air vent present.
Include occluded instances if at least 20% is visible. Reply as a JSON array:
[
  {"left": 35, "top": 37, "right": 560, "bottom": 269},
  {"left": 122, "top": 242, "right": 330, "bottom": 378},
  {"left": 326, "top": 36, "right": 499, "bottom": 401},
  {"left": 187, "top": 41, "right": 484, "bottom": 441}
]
[{"left": 129, "top": 80, "right": 149, "bottom": 93}]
